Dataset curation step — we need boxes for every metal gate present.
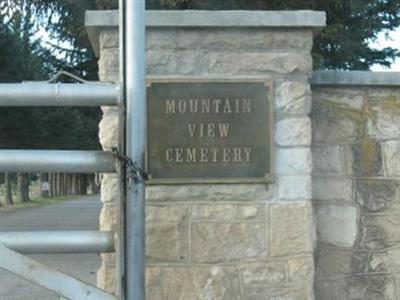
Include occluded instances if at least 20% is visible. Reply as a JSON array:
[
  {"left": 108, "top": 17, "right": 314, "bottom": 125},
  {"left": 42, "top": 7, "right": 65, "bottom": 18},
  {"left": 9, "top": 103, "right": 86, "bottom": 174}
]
[{"left": 0, "top": 1, "right": 145, "bottom": 300}]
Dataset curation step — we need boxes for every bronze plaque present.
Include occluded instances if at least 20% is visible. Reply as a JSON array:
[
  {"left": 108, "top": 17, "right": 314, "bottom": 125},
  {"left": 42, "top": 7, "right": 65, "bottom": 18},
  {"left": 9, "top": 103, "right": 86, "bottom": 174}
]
[{"left": 146, "top": 79, "right": 273, "bottom": 184}]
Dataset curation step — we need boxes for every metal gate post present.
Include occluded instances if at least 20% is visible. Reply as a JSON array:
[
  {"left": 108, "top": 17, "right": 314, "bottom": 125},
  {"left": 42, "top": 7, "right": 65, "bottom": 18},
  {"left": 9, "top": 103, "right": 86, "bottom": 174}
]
[{"left": 121, "top": 1, "right": 146, "bottom": 300}]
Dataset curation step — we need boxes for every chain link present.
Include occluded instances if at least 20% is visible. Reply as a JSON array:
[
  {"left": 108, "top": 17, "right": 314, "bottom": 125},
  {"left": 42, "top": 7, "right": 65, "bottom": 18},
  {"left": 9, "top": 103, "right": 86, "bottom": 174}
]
[{"left": 112, "top": 148, "right": 150, "bottom": 184}]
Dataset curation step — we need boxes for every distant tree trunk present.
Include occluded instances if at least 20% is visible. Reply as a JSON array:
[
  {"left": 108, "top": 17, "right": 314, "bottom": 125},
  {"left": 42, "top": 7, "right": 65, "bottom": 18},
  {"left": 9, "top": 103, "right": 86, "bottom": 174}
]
[
  {"left": 78, "top": 174, "right": 83, "bottom": 195},
  {"left": 72, "top": 174, "right": 78, "bottom": 195},
  {"left": 4, "top": 172, "right": 13, "bottom": 205},
  {"left": 53, "top": 173, "right": 58, "bottom": 197},
  {"left": 63, "top": 174, "right": 66, "bottom": 195},
  {"left": 76, "top": 174, "right": 81, "bottom": 195},
  {"left": 49, "top": 173, "right": 55, "bottom": 197},
  {"left": 56, "top": 173, "right": 61, "bottom": 197},
  {"left": 52, "top": 173, "right": 57, "bottom": 197},
  {"left": 52, "top": 173, "right": 56, "bottom": 197},
  {"left": 59, "top": 173, "right": 64, "bottom": 196},
  {"left": 0, "top": 172, "right": 3, "bottom": 206},
  {"left": 68, "top": 174, "right": 73, "bottom": 195},
  {"left": 17, "top": 173, "right": 30, "bottom": 202},
  {"left": 63, "top": 173, "right": 68, "bottom": 196},
  {"left": 81, "top": 174, "right": 88, "bottom": 195},
  {"left": 66, "top": 174, "right": 71, "bottom": 195},
  {"left": 40, "top": 173, "right": 49, "bottom": 198},
  {"left": 89, "top": 174, "right": 100, "bottom": 194},
  {"left": 48, "top": 173, "right": 52, "bottom": 197}
]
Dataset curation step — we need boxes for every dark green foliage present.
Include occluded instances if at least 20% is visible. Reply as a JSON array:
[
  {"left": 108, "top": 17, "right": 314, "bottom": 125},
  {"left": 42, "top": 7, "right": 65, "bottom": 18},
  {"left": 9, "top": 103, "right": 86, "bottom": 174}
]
[
  {"left": 143, "top": 0, "right": 400, "bottom": 70},
  {"left": 35, "top": 107, "right": 102, "bottom": 150},
  {"left": 0, "top": 0, "right": 98, "bottom": 78},
  {"left": 0, "top": 0, "right": 101, "bottom": 150},
  {"left": 0, "top": 2, "right": 48, "bottom": 149}
]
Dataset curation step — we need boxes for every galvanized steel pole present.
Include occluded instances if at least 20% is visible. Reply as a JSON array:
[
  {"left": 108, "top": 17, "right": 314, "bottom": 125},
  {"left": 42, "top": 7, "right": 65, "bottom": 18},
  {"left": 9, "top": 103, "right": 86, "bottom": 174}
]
[
  {"left": 0, "top": 83, "right": 119, "bottom": 107},
  {"left": 0, "top": 231, "right": 115, "bottom": 254},
  {"left": 0, "top": 150, "right": 116, "bottom": 173},
  {"left": 122, "top": 1, "right": 146, "bottom": 300}
]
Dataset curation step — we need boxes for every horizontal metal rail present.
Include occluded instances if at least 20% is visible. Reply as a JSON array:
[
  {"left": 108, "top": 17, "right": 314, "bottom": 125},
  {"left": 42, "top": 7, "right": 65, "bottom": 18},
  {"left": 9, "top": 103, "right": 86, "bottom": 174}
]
[
  {"left": 0, "top": 243, "right": 117, "bottom": 300},
  {"left": 0, "top": 150, "right": 116, "bottom": 173},
  {"left": 0, "top": 83, "right": 119, "bottom": 106},
  {"left": 0, "top": 231, "right": 115, "bottom": 254}
]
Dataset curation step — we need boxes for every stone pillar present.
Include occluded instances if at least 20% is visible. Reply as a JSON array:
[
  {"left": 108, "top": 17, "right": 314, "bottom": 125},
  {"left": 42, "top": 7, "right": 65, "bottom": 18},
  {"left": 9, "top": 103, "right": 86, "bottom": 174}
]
[{"left": 86, "top": 10, "right": 325, "bottom": 299}]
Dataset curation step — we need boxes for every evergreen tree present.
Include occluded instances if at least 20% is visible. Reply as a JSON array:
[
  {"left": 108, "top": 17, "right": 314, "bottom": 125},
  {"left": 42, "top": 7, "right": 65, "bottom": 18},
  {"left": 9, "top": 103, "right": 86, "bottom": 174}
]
[
  {"left": 136, "top": 0, "right": 400, "bottom": 70},
  {"left": 0, "top": 0, "right": 102, "bottom": 152},
  {"left": 144, "top": 0, "right": 400, "bottom": 70},
  {"left": 4, "top": 0, "right": 399, "bottom": 73}
]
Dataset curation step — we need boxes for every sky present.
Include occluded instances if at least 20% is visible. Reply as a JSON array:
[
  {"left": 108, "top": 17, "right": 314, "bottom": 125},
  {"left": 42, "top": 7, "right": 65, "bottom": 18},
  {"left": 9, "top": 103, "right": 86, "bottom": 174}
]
[{"left": 370, "top": 28, "right": 400, "bottom": 71}]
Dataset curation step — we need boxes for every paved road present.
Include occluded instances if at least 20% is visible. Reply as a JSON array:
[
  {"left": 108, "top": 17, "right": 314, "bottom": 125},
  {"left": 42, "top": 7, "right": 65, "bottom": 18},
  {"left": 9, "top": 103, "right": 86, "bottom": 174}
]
[{"left": 0, "top": 196, "right": 102, "bottom": 300}]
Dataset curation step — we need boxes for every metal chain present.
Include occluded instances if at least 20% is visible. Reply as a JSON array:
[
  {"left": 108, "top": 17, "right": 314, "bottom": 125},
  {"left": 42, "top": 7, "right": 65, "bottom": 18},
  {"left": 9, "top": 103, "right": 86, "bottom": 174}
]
[{"left": 112, "top": 148, "right": 150, "bottom": 184}]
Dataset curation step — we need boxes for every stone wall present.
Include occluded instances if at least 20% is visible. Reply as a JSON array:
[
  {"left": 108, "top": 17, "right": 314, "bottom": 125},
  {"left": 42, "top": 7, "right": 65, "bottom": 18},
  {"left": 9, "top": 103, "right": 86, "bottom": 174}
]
[
  {"left": 311, "top": 71, "right": 400, "bottom": 299},
  {"left": 86, "top": 10, "right": 325, "bottom": 300}
]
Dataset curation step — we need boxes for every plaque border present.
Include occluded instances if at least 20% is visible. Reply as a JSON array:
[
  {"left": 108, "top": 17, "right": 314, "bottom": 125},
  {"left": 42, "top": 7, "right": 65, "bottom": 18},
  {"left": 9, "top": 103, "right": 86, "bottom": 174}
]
[{"left": 145, "top": 76, "right": 274, "bottom": 185}]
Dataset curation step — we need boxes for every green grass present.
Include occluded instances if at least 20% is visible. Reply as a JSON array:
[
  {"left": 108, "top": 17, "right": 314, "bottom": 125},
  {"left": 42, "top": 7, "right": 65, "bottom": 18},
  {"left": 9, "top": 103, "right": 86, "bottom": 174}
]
[{"left": 0, "top": 196, "right": 71, "bottom": 212}]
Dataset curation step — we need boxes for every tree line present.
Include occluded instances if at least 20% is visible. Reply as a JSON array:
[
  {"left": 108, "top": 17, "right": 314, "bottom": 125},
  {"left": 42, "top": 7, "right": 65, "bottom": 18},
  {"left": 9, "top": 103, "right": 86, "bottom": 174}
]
[{"left": 0, "top": 173, "right": 99, "bottom": 205}]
